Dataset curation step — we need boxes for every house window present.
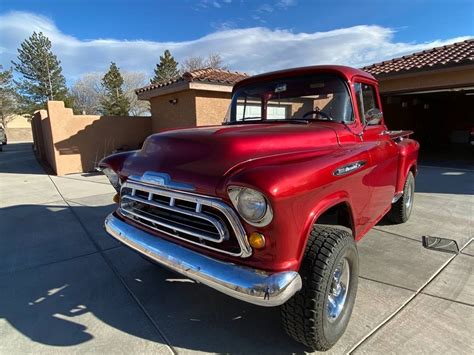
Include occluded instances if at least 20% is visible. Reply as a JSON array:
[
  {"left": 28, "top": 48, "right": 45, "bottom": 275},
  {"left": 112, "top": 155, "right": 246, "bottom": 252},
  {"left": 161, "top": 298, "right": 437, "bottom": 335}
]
[
  {"left": 235, "top": 97, "right": 262, "bottom": 121},
  {"left": 236, "top": 102, "right": 287, "bottom": 120},
  {"left": 236, "top": 104, "right": 261, "bottom": 120},
  {"left": 266, "top": 105, "right": 288, "bottom": 119},
  {"left": 354, "top": 82, "right": 379, "bottom": 124}
]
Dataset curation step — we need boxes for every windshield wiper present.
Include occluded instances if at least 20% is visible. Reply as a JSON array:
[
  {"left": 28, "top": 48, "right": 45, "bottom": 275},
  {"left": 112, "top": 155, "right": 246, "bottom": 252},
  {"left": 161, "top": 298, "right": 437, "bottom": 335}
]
[
  {"left": 225, "top": 118, "right": 344, "bottom": 125},
  {"left": 292, "top": 117, "right": 347, "bottom": 124},
  {"left": 224, "top": 119, "right": 317, "bottom": 125},
  {"left": 224, "top": 118, "right": 263, "bottom": 125}
]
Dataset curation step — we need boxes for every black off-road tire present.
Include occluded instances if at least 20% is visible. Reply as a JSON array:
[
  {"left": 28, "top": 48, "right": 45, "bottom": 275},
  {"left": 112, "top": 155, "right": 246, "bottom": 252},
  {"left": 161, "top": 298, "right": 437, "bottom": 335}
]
[
  {"left": 281, "top": 225, "right": 359, "bottom": 351},
  {"left": 388, "top": 172, "right": 415, "bottom": 224}
]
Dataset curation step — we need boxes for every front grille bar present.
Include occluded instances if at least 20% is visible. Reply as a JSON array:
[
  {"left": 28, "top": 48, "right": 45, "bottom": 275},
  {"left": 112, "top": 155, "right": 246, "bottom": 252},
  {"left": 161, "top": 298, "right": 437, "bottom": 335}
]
[
  {"left": 121, "top": 194, "right": 227, "bottom": 242},
  {"left": 120, "top": 180, "right": 252, "bottom": 258}
]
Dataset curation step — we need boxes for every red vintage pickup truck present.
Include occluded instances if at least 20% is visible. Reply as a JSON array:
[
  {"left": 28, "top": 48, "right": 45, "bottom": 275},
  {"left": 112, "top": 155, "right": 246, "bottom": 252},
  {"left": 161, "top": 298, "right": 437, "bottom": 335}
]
[{"left": 101, "top": 65, "right": 419, "bottom": 350}]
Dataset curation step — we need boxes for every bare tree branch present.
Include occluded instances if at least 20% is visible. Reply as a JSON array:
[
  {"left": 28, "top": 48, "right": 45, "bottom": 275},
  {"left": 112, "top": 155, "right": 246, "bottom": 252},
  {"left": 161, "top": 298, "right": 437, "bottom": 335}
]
[
  {"left": 72, "top": 71, "right": 150, "bottom": 116},
  {"left": 180, "top": 53, "right": 228, "bottom": 73}
]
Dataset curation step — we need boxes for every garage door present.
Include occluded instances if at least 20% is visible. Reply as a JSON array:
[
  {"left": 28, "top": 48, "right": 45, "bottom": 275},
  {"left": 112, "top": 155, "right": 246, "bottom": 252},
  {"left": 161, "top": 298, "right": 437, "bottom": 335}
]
[{"left": 237, "top": 104, "right": 287, "bottom": 120}]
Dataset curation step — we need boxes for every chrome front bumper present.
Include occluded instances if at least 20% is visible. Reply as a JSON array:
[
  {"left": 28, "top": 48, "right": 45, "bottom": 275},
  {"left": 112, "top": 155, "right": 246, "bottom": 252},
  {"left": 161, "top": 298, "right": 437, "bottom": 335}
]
[{"left": 104, "top": 214, "right": 302, "bottom": 306}]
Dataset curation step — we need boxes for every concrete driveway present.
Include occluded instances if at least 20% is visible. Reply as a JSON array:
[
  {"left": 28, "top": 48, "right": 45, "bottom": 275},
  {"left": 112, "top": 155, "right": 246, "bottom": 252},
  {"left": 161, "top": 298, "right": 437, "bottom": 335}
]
[{"left": 1, "top": 142, "right": 473, "bottom": 354}]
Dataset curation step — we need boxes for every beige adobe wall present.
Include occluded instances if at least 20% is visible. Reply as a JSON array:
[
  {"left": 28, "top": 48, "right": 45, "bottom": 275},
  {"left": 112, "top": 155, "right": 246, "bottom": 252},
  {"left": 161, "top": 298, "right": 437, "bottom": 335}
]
[
  {"left": 149, "top": 91, "right": 197, "bottom": 133},
  {"left": 37, "top": 101, "right": 152, "bottom": 175},
  {"left": 378, "top": 66, "right": 474, "bottom": 94},
  {"left": 31, "top": 112, "right": 41, "bottom": 156},
  {"left": 5, "top": 114, "right": 33, "bottom": 141},
  {"left": 40, "top": 111, "right": 57, "bottom": 172},
  {"left": 195, "top": 90, "right": 231, "bottom": 126},
  {"left": 31, "top": 110, "right": 52, "bottom": 167},
  {"left": 6, "top": 114, "right": 30, "bottom": 128}
]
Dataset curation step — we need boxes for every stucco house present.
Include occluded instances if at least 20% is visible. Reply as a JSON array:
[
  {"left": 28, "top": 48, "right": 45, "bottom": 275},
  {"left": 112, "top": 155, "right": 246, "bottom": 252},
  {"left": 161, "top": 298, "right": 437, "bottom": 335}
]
[
  {"left": 363, "top": 39, "right": 473, "bottom": 152},
  {"left": 136, "top": 68, "right": 249, "bottom": 132}
]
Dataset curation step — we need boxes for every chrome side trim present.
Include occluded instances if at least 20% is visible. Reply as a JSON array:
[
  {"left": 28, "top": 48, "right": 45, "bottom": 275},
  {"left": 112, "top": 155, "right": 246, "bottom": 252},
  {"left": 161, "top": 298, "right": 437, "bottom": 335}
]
[
  {"left": 105, "top": 214, "right": 302, "bottom": 306},
  {"left": 122, "top": 180, "right": 252, "bottom": 258},
  {"left": 333, "top": 160, "right": 367, "bottom": 176}
]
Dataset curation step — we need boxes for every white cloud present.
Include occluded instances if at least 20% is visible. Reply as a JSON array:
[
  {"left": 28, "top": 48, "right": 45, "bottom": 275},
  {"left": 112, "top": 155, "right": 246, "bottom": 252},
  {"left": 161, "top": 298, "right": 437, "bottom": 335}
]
[
  {"left": 196, "top": 0, "right": 232, "bottom": 9},
  {"left": 256, "top": 0, "right": 297, "bottom": 14},
  {"left": 211, "top": 20, "right": 237, "bottom": 31},
  {"left": 276, "top": 0, "right": 297, "bottom": 9},
  {"left": 0, "top": 11, "right": 470, "bottom": 85},
  {"left": 258, "top": 4, "right": 274, "bottom": 13}
]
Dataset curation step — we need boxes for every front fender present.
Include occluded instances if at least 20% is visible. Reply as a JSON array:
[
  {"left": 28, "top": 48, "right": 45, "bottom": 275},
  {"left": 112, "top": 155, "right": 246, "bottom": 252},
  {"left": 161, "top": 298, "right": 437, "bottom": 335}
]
[
  {"left": 297, "top": 192, "right": 356, "bottom": 265},
  {"left": 99, "top": 150, "right": 138, "bottom": 179},
  {"left": 215, "top": 146, "right": 369, "bottom": 272}
]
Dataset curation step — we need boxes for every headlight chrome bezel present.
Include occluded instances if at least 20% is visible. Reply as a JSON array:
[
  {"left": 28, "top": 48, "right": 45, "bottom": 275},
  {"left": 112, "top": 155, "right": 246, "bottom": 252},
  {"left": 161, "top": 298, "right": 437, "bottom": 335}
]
[
  {"left": 227, "top": 186, "right": 273, "bottom": 227},
  {"left": 102, "top": 167, "right": 121, "bottom": 192}
]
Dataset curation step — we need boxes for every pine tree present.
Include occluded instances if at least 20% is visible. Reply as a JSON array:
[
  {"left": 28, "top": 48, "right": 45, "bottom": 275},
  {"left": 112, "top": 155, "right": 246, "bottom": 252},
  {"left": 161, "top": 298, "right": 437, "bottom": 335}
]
[
  {"left": 100, "top": 62, "right": 130, "bottom": 116},
  {"left": 11, "top": 32, "right": 68, "bottom": 114},
  {"left": 0, "top": 65, "right": 19, "bottom": 125},
  {"left": 151, "top": 50, "right": 179, "bottom": 83}
]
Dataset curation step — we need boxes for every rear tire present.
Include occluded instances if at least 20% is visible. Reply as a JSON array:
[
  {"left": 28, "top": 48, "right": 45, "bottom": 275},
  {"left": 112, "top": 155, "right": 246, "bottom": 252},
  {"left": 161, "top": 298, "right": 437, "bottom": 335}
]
[
  {"left": 388, "top": 172, "right": 415, "bottom": 224},
  {"left": 281, "top": 225, "right": 359, "bottom": 351}
]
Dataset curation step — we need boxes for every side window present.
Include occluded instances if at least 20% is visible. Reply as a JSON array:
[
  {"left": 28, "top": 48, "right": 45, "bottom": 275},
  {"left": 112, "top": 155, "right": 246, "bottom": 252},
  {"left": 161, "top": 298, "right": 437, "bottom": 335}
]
[{"left": 354, "top": 82, "right": 380, "bottom": 124}]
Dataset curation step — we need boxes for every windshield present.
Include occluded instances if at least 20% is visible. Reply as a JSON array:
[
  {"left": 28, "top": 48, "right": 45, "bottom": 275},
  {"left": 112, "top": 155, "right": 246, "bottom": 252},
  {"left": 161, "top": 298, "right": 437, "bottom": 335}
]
[{"left": 225, "top": 74, "right": 353, "bottom": 124}]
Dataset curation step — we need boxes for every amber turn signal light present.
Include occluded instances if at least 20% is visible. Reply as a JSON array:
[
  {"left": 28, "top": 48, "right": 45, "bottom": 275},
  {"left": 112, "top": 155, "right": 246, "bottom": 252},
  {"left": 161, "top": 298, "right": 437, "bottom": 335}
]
[
  {"left": 249, "top": 232, "right": 266, "bottom": 249},
  {"left": 113, "top": 194, "right": 120, "bottom": 203}
]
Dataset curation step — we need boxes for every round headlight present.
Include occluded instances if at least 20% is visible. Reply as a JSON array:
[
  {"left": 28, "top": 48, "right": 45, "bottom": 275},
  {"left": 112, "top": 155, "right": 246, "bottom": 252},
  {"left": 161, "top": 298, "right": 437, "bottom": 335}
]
[{"left": 237, "top": 188, "right": 267, "bottom": 222}]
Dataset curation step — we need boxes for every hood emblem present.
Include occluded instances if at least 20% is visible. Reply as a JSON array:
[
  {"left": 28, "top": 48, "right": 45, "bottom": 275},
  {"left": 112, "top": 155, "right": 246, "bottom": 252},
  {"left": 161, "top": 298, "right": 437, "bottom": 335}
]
[{"left": 129, "top": 171, "right": 195, "bottom": 191}]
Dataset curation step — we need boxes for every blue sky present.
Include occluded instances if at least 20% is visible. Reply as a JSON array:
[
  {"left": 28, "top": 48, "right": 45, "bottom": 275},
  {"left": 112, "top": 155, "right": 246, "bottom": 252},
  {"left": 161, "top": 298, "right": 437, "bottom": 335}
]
[{"left": 1, "top": 0, "right": 473, "bottom": 83}]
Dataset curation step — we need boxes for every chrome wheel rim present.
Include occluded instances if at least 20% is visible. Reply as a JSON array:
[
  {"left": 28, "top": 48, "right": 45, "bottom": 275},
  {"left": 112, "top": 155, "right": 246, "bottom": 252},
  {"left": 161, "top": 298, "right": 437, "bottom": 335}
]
[
  {"left": 405, "top": 180, "right": 414, "bottom": 213},
  {"left": 327, "top": 257, "right": 350, "bottom": 322}
]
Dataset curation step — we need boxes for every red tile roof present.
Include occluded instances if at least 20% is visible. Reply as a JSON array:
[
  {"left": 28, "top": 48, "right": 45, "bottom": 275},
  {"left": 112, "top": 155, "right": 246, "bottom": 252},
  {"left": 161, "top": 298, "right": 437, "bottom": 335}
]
[
  {"left": 363, "top": 39, "right": 474, "bottom": 76},
  {"left": 136, "top": 68, "right": 249, "bottom": 94}
]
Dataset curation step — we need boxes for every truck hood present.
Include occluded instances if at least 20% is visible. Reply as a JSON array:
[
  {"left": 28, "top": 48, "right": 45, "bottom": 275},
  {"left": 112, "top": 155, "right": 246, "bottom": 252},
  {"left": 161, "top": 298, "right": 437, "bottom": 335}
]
[{"left": 120, "top": 123, "right": 339, "bottom": 194}]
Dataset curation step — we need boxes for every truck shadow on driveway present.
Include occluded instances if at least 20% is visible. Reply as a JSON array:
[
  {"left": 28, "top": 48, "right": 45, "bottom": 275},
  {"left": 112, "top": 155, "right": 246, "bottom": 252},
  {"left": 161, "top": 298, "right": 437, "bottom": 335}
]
[{"left": 0, "top": 203, "right": 309, "bottom": 353}]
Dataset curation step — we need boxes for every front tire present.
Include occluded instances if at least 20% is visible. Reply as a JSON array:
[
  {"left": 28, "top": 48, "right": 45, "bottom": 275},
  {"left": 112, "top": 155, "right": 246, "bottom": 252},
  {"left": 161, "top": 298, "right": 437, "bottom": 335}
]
[
  {"left": 388, "top": 171, "right": 415, "bottom": 224},
  {"left": 281, "top": 226, "right": 359, "bottom": 351}
]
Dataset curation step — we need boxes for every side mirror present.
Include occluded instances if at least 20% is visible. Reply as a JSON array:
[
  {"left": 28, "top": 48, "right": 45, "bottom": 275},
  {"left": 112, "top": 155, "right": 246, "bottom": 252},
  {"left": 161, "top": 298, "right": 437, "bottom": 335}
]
[{"left": 364, "top": 108, "right": 383, "bottom": 126}]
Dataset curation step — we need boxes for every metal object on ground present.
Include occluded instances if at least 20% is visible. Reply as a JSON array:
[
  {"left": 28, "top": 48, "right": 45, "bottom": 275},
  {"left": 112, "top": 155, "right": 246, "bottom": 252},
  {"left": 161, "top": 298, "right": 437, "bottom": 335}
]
[{"left": 422, "top": 235, "right": 459, "bottom": 254}]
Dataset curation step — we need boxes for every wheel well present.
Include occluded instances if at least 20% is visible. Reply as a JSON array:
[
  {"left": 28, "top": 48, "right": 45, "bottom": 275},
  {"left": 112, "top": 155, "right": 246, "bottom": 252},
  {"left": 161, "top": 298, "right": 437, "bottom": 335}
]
[{"left": 315, "top": 202, "right": 354, "bottom": 237}]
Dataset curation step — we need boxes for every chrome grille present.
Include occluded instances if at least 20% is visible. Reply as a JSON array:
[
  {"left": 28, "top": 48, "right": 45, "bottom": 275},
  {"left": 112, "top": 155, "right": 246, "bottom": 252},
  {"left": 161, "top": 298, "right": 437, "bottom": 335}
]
[{"left": 119, "top": 180, "right": 252, "bottom": 257}]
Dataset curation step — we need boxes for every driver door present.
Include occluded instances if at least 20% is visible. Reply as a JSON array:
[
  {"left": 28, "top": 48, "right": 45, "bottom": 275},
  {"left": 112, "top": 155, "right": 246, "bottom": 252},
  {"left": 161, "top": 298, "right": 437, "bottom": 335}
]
[{"left": 354, "top": 81, "right": 398, "bottom": 223}]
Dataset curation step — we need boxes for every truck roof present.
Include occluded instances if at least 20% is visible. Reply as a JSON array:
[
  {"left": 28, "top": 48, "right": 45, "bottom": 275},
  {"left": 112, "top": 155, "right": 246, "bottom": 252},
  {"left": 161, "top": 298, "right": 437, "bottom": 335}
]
[{"left": 233, "top": 65, "right": 376, "bottom": 92}]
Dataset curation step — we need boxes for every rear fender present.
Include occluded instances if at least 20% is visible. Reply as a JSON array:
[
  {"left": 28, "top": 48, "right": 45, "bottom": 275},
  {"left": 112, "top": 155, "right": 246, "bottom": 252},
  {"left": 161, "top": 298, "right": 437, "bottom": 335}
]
[{"left": 395, "top": 139, "right": 419, "bottom": 193}]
